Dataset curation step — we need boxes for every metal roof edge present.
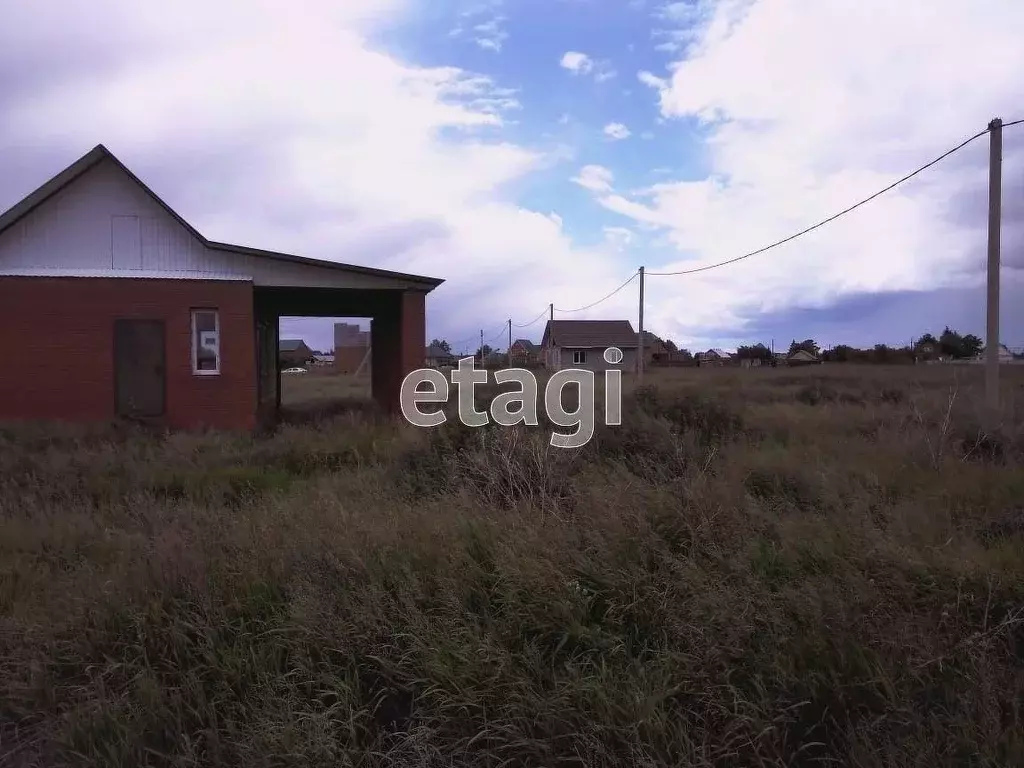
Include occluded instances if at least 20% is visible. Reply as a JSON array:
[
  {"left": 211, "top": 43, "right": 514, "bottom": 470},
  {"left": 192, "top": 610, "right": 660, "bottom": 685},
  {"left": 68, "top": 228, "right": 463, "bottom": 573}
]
[{"left": 0, "top": 144, "right": 446, "bottom": 292}]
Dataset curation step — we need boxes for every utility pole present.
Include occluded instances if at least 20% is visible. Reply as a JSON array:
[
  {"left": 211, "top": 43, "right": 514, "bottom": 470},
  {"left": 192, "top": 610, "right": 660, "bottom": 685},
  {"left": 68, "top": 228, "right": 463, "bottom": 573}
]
[
  {"left": 986, "top": 117, "right": 1002, "bottom": 420},
  {"left": 479, "top": 329, "right": 484, "bottom": 364},
  {"left": 637, "top": 266, "right": 645, "bottom": 382},
  {"left": 549, "top": 303, "right": 554, "bottom": 322},
  {"left": 507, "top": 319, "right": 512, "bottom": 364}
]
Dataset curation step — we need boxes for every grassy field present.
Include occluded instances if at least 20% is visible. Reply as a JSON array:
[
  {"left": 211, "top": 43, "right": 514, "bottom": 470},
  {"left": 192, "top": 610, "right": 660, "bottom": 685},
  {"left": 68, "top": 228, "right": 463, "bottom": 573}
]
[{"left": 2, "top": 364, "right": 1023, "bottom": 766}]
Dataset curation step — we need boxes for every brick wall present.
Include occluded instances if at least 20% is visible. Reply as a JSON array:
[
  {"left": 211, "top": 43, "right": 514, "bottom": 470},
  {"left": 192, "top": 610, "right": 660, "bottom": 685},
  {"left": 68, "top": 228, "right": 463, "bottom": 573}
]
[
  {"left": 334, "top": 345, "right": 369, "bottom": 374},
  {"left": 0, "top": 276, "right": 257, "bottom": 430},
  {"left": 371, "top": 291, "right": 425, "bottom": 415}
]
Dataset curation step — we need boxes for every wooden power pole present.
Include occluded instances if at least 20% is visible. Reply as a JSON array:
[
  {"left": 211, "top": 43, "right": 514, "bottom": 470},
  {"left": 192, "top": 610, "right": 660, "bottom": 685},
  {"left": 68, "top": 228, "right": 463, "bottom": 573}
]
[
  {"left": 986, "top": 117, "right": 1003, "bottom": 419},
  {"left": 637, "top": 266, "right": 645, "bottom": 382}
]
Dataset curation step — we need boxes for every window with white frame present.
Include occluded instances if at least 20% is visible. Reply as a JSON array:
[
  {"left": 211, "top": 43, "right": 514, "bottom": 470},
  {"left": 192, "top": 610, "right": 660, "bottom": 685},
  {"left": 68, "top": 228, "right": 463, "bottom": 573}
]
[
  {"left": 191, "top": 309, "right": 220, "bottom": 374},
  {"left": 573, "top": 350, "right": 587, "bottom": 365}
]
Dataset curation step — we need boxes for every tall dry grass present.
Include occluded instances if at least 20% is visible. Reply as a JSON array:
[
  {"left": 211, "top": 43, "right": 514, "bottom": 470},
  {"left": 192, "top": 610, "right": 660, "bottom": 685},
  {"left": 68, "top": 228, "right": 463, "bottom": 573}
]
[{"left": 1, "top": 365, "right": 1023, "bottom": 767}]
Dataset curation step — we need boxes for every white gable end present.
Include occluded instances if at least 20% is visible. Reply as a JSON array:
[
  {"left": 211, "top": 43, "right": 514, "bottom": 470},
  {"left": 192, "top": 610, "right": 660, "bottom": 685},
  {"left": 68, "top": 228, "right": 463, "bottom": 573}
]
[
  {"left": 0, "top": 157, "right": 209, "bottom": 273},
  {"left": 0, "top": 146, "right": 443, "bottom": 292}
]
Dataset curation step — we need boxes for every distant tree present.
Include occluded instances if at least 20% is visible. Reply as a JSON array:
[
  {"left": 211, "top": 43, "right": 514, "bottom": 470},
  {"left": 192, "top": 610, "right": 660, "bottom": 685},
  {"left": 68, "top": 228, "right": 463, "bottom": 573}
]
[
  {"left": 916, "top": 333, "right": 938, "bottom": 347},
  {"left": 961, "top": 334, "right": 983, "bottom": 358},
  {"left": 476, "top": 344, "right": 493, "bottom": 358},
  {"left": 675, "top": 348, "right": 693, "bottom": 361},
  {"left": 431, "top": 338, "right": 452, "bottom": 353},
  {"left": 872, "top": 343, "right": 893, "bottom": 363},
  {"left": 824, "top": 344, "right": 856, "bottom": 363},
  {"left": 788, "top": 338, "right": 820, "bottom": 357},
  {"left": 736, "top": 343, "right": 773, "bottom": 361},
  {"left": 938, "top": 326, "right": 964, "bottom": 358}
]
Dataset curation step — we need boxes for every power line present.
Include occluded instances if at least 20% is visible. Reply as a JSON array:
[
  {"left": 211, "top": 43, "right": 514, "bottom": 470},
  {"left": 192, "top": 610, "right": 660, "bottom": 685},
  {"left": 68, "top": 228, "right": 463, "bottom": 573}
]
[
  {"left": 646, "top": 125, "right": 994, "bottom": 276},
  {"left": 512, "top": 307, "right": 549, "bottom": 328},
  {"left": 439, "top": 117, "right": 1024, "bottom": 346},
  {"left": 555, "top": 270, "right": 639, "bottom": 313}
]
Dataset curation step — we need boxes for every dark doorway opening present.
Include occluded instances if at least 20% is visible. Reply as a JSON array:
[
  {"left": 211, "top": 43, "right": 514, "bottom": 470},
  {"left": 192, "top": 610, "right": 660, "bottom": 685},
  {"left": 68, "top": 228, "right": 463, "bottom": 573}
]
[{"left": 114, "top": 319, "right": 166, "bottom": 419}]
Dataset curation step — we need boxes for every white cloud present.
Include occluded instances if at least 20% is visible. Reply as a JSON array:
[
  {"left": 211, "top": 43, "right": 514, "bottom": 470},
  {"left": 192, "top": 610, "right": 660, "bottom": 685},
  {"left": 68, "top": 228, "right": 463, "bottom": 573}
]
[
  {"left": 472, "top": 16, "right": 508, "bottom": 51},
  {"left": 603, "top": 122, "right": 631, "bottom": 140},
  {"left": 638, "top": 70, "right": 668, "bottom": 90},
  {"left": 571, "top": 165, "right": 614, "bottom": 193},
  {"left": 450, "top": 0, "right": 508, "bottom": 51},
  {"left": 650, "top": 0, "right": 726, "bottom": 54},
  {"left": 603, "top": 226, "right": 635, "bottom": 251},
  {"left": 560, "top": 51, "right": 593, "bottom": 74},
  {"left": 0, "top": 0, "right": 639, "bottom": 346},
  {"left": 560, "top": 50, "right": 616, "bottom": 81},
  {"left": 597, "top": 0, "right": 1024, "bottom": 343}
]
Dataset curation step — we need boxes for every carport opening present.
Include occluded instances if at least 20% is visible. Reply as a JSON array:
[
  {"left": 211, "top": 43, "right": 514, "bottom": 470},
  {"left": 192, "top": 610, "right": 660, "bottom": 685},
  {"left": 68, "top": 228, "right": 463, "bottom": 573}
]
[
  {"left": 276, "top": 315, "right": 373, "bottom": 422},
  {"left": 254, "top": 285, "right": 427, "bottom": 428}
]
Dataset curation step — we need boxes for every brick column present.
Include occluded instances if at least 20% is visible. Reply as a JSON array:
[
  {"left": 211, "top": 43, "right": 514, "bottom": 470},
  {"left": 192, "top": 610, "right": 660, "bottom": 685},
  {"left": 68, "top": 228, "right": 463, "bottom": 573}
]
[{"left": 371, "top": 291, "right": 426, "bottom": 415}]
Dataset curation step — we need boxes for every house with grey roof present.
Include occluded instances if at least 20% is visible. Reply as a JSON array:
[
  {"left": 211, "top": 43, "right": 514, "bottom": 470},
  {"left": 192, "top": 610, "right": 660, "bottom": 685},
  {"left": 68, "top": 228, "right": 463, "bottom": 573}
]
[
  {"left": 786, "top": 349, "right": 821, "bottom": 366},
  {"left": 279, "top": 339, "right": 313, "bottom": 367},
  {"left": 696, "top": 348, "right": 732, "bottom": 366},
  {"left": 540, "top": 320, "right": 638, "bottom": 372},
  {"left": 425, "top": 343, "right": 455, "bottom": 367}
]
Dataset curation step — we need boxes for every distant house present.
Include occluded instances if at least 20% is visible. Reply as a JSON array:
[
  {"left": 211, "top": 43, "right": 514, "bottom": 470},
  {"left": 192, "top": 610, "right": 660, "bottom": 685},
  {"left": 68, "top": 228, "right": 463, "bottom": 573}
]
[
  {"left": 697, "top": 348, "right": 732, "bottom": 367},
  {"left": 425, "top": 344, "right": 455, "bottom": 368},
  {"left": 541, "top": 320, "right": 638, "bottom": 372},
  {"left": 976, "top": 344, "right": 1015, "bottom": 364},
  {"left": 279, "top": 339, "right": 313, "bottom": 367},
  {"left": 312, "top": 353, "right": 335, "bottom": 366},
  {"left": 640, "top": 331, "right": 670, "bottom": 365},
  {"left": 786, "top": 349, "right": 821, "bottom": 366},
  {"left": 509, "top": 338, "right": 542, "bottom": 366},
  {"left": 334, "top": 322, "right": 371, "bottom": 374}
]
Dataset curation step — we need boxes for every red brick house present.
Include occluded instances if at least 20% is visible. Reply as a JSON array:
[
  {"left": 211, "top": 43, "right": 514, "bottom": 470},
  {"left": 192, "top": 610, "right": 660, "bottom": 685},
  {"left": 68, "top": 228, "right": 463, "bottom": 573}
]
[
  {"left": 0, "top": 144, "right": 443, "bottom": 430},
  {"left": 508, "top": 338, "right": 541, "bottom": 366},
  {"left": 333, "top": 322, "right": 371, "bottom": 374}
]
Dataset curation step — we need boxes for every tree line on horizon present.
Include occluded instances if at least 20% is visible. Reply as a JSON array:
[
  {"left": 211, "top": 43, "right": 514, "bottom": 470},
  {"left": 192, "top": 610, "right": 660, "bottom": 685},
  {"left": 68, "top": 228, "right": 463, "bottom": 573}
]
[{"left": 429, "top": 326, "right": 1008, "bottom": 364}]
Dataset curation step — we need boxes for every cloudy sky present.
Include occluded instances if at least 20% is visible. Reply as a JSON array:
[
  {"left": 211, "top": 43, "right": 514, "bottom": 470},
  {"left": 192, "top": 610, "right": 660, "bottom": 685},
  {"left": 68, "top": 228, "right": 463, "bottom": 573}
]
[{"left": 2, "top": 0, "right": 1023, "bottom": 354}]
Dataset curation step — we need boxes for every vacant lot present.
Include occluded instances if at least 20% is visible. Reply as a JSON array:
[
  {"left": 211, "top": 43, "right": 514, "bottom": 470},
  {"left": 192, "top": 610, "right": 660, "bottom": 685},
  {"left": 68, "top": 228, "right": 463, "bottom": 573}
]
[{"left": 2, "top": 365, "right": 1023, "bottom": 767}]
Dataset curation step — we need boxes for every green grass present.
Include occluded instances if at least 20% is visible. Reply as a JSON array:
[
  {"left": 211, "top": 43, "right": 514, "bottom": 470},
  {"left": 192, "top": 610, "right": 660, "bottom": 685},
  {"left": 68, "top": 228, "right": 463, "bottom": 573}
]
[{"left": 2, "top": 365, "right": 1023, "bottom": 766}]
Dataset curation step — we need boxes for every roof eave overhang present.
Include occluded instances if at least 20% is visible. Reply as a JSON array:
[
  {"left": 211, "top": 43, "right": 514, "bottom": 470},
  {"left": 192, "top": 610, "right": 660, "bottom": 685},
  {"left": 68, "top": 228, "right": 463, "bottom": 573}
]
[{"left": 0, "top": 144, "right": 445, "bottom": 293}]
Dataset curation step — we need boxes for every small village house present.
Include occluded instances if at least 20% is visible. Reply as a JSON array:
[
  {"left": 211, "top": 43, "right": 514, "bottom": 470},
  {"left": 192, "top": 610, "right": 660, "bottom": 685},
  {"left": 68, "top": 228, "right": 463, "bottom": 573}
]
[
  {"left": 786, "top": 349, "right": 821, "bottom": 366},
  {"left": 697, "top": 348, "right": 732, "bottom": 367},
  {"left": 974, "top": 344, "right": 1016, "bottom": 364},
  {"left": 333, "top": 322, "right": 371, "bottom": 374},
  {"left": 541, "top": 320, "right": 638, "bottom": 372},
  {"left": 279, "top": 339, "right": 314, "bottom": 368},
  {"left": 640, "top": 330, "right": 670, "bottom": 366},
  {"left": 0, "top": 143, "right": 442, "bottom": 430},
  {"left": 425, "top": 343, "right": 455, "bottom": 368},
  {"left": 508, "top": 338, "right": 542, "bottom": 366}
]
